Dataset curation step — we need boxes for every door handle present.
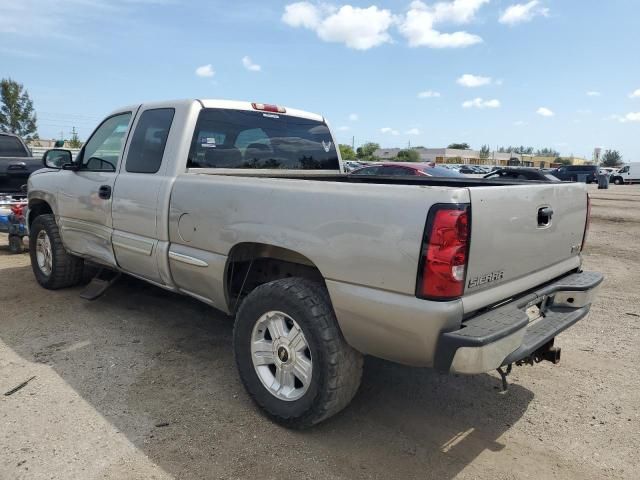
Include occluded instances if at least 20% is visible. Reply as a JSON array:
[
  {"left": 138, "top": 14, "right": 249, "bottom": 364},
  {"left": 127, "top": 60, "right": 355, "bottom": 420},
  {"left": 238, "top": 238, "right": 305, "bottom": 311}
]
[
  {"left": 537, "top": 206, "right": 553, "bottom": 227},
  {"left": 98, "top": 185, "right": 112, "bottom": 200}
]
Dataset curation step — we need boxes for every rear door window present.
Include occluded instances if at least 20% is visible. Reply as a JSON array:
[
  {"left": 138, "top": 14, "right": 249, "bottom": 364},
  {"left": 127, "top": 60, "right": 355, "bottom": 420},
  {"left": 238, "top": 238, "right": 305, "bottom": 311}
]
[
  {"left": 187, "top": 108, "right": 339, "bottom": 170},
  {"left": 0, "top": 135, "right": 28, "bottom": 157},
  {"left": 125, "top": 108, "right": 175, "bottom": 173}
]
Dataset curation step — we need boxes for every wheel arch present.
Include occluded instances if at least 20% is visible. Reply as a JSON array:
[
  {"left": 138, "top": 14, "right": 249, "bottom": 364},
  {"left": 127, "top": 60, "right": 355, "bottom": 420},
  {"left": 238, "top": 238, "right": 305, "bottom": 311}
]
[
  {"left": 27, "top": 198, "right": 54, "bottom": 228},
  {"left": 224, "top": 242, "right": 327, "bottom": 314}
]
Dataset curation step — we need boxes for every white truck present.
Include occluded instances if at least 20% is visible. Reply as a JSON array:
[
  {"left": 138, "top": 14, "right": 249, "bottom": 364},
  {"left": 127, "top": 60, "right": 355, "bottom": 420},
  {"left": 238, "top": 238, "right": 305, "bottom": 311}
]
[
  {"left": 611, "top": 163, "right": 640, "bottom": 184},
  {"left": 27, "top": 99, "right": 602, "bottom": 427}
]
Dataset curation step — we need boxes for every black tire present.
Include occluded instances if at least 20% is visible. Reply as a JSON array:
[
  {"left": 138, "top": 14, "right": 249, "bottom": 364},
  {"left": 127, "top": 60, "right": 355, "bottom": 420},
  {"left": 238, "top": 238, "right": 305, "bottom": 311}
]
[
  {"left": 613, "top": 177, "right": 623, "bottom": 185},
  {"left": 234, "top": 277, "right": 363, "bottom": 428},
  {"left": 8, "top": 235, "right": 23, "bottom": 254},
  {"left": 29, "top": 214, "right": 84, "bottom": 289}
]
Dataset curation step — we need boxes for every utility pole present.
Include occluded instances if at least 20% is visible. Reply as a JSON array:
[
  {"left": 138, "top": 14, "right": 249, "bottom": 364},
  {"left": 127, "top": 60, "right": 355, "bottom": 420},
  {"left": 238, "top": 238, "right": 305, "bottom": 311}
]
[{"left": 352, "top": 136, "right": 355, "bottom": 150}]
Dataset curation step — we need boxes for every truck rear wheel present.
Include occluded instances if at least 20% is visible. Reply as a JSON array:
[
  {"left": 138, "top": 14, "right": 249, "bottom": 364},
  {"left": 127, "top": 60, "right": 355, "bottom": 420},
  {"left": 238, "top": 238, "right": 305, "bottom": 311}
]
[
  {"left": 234, "top": 277, "right": 363, "bottom": 428},
  {"left": 29, "top": 214, "right": 84, "bottom": 289}
]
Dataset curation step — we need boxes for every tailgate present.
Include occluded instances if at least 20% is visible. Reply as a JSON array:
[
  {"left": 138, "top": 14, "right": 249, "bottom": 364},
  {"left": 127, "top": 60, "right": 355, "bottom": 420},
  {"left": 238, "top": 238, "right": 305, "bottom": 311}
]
[{"left": 465, "top": 182, "right": 588, "bottom": 300}]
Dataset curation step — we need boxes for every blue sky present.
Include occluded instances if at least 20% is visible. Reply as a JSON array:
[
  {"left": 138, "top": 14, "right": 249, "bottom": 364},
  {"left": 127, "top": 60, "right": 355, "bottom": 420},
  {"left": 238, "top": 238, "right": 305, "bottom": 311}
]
[{"left": 1, "top": 0, "right": 639, "bottom": 159}]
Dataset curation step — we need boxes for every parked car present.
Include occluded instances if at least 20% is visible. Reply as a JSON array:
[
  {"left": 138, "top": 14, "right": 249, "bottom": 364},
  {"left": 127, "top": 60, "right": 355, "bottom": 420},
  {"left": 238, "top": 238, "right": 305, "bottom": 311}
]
[
  {"left": 0, "top": 132, "right": 42, "bottom": 193},
  {"left": 457, "top": 166, "right": 477, "bottom": 174},
  {"left": 551, "top": 165, "right": 600, "bottom": 183},
  {"left": 610, "top": 163, "right": 640, "bottom": 185},
  {"left": 342, "top": 160, "right": 363, "bottom": 172},
  {"left": 27, "top": 98, "right": 602, "bottom": 428},
  {"left": 350, "top": 162, "right": 464, "bottom": 178},
  {"left": 484, "top": 168, "right": 560, "bottom": 182}
]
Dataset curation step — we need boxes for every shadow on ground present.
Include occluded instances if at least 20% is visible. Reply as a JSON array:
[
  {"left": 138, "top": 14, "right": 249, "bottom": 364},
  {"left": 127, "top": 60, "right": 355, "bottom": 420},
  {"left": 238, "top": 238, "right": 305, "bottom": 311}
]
[{"left": 1, "top": 264, "right": 534, "bottom": 479}]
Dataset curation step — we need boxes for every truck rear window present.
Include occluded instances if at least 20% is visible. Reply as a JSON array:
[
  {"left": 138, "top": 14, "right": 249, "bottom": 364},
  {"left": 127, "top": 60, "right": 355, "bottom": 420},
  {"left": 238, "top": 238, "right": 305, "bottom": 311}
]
[
  {"left": 0, "top": 135, "right": 28, "bottom": 157},
  {"left": 187, "top": 108, "right": 339, "bottom": 170}
]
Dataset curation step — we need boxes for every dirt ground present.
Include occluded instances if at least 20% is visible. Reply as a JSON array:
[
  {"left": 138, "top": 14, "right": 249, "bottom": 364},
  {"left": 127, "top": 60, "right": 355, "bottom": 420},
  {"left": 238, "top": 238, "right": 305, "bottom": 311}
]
[{"left": 1, "top": 184, "right": 639, "bottom": 480}]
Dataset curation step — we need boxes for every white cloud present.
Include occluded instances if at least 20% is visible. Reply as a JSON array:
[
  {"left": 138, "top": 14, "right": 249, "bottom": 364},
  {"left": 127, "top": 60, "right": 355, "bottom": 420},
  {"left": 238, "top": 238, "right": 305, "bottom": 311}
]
[
  {"left": 430, "top": 0, "right": 491, "bottom": 24},
  {"left": 283, "top": 1, "right": 488, "bottom": 50},
  {"left": 536, "top": 107, "right": 554, "bottom": 117},
  {"left": 629, "top": 89, "right": 640, "bottom": 99},
  {"left": 317, "top": 5, "right": 394, "bottom": 50},
  {"left": 613, "top": 112, "right": 640, "bottom": 123},
  {"left": 514, "top": 120, "right": 526, "bottom": 126},
  {"left": 586, "top": 91, "right": 601, "bottom": 97},
  {"left": 417, "top": 90, "right": 441, "bottom": 98},
  {"left": 399, "top": 1, "right": 484, "bottom": 48},
  {"left": 282, "top": 2, "right": 321, "bottom": 29},
  {"left": 380, "top": 127, "right": 400, "bottom": 135},
  {"left": 457, "top": 73, "right": 491, "bottom": 87},
  {"left": 283, "top": 3, "right": 393, "bottom": 50},
  {"left": 405, "top": 128, "right": 421, "bottom": 135},
  {"left": 242, "top": 56, "right": 261, "bottom": 72},
  {"left": 336, "top": 125, "right": 350, "bottom": 131},
  {"left": 462, "top": 98, "right": 501, "bottom": 108},
  {"left": 195, "top": 64, "right": 215, "bottom": 77},
  {"left": 499, "top": 1, "right": 549, "bottom": 26},
  {"left": 348, "top": 113, "right": 359, "bottom": 121}
]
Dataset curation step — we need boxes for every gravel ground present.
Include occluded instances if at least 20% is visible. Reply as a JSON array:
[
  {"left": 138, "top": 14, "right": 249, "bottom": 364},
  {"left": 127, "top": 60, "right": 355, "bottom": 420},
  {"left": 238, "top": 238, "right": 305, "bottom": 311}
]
[{"left": 1, "top": 184, "right": 638, "bottom": 480}]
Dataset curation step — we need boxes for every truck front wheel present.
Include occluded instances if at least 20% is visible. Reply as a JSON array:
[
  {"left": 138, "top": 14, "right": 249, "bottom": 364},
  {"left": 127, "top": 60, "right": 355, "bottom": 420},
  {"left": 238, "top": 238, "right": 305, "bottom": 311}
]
[
  {"left": 29, "top": 214, "right": 84, "bottom": 289},
  {"left": 234, "top": 277, "right": 363, "bottom": 428}
]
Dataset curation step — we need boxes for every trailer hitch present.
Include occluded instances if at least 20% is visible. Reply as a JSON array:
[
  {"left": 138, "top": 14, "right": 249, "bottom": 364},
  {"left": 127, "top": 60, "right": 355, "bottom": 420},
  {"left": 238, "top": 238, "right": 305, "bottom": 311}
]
[
  {"left": 497, "top": 341, "right": 562, "bottom": 392},
  {"left": 496, "top": 363, "right": 512, "bottom": 392}
]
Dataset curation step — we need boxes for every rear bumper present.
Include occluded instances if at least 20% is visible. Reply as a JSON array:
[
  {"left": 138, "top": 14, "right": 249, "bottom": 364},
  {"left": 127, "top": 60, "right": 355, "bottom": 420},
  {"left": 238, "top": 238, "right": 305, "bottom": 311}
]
[{"left": 434, "top": 270, "right": 603, "bottom": 374}]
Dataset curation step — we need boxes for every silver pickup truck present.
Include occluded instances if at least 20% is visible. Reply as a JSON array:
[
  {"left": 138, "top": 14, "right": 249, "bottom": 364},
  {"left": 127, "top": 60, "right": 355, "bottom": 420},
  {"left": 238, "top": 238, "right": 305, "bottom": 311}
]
[{"left": 27, "top": 99, "right": 603, "bottom": 427}]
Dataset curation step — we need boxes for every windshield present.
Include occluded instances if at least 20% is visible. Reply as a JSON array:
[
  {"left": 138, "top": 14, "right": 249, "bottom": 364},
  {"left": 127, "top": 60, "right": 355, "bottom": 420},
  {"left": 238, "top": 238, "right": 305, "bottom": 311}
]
[{"left": 188, "top": 109, "right": 339, "bottom": 170}]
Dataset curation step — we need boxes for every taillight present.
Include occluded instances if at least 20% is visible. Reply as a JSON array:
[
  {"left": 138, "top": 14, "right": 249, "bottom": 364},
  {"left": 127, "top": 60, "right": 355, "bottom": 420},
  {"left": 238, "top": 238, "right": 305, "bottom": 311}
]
[
  {"left": 581, "top": 193, "right": 591, "bottom": 251},
  {"left": 251, "top": 102, "right": 286, "bottom": 113},
  {"left": 417, "top": 204, "right": 470, "bottom": 300},
  {"left": 10, "top": 203, "right": 26, "bottom": 217}
]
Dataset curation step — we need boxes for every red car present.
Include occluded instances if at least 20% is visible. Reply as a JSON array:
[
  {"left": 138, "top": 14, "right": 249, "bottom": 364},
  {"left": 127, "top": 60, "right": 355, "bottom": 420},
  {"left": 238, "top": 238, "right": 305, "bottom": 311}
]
[{"left": 350, "top": 162, "right": 464, "bottom": 178}]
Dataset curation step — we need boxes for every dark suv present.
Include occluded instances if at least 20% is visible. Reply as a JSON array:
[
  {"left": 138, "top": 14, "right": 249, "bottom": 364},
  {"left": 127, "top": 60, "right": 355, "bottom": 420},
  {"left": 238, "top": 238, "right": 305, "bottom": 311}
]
[{"left": 552, "top": 165, "right": 600, "bottom": 183}]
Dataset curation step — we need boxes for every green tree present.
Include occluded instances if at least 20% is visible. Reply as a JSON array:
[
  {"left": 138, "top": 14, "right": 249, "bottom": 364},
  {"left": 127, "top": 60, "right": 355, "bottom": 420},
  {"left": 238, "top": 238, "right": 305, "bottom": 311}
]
[
  {"left": 68, "top": 126, "right": 83, "bottom": 149},
  {"left": 555, "top": 157, "right": 572, "bottom": 166},
  {"left": 447, "top": 143, "right": 470, "bottom": 150},
  {"left": 356, "top": 142, "right": 380, "bottom": 161},
  {"left": 600, "top": 149, "right": 623, "bottom": 167},
  {"left": 339, "top": 143, "right": 355, "bottom": 160},
  {"left": 397, "top": 149, "right": 420, "bottom": 162},
  {"left": 536, "top": 147, "right": 560, "bottom": 157},
  {"left": 0, "top": 78, "right": 38, "bottom": 140},
  {"left": 479, "top": 144, "right": 490, "bottom": 159}
]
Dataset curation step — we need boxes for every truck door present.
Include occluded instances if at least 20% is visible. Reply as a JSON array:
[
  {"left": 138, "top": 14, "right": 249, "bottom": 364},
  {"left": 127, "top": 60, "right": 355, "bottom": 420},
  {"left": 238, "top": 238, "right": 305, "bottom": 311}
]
[
  {"left": 111, "top": 107, "right": 176, "bottom": 284},
  {"left": 57, "top": 111, "right": 134, "bottom": 266}
]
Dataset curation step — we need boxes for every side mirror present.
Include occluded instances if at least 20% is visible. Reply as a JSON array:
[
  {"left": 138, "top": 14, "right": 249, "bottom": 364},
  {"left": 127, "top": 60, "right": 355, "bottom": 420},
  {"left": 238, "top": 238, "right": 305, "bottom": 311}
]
[{"left": 43, "top": 149, "right": 73, "bottom": 169}]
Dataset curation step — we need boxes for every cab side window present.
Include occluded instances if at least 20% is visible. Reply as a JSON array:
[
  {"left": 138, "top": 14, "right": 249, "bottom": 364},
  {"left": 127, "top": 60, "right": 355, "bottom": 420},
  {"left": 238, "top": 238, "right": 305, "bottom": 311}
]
[
  {"left": 125, "top": 108, "right": 175, "bottom": 174},
  {"left": 81, "top": 113, "right": 132, "bottom": 171}
]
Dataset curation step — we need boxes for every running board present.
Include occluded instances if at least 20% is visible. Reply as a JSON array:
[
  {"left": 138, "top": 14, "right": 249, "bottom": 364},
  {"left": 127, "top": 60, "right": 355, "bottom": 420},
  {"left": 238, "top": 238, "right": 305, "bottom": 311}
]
[{"left": 79, "top": 269, "right": 121, "bottom": 300}]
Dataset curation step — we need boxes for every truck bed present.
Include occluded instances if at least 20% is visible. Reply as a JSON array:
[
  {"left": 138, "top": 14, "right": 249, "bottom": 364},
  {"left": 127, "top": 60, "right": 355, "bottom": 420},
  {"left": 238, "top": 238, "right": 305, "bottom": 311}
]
[{"left": 187, "top": 169, "right": 545, "bottom": 187}]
